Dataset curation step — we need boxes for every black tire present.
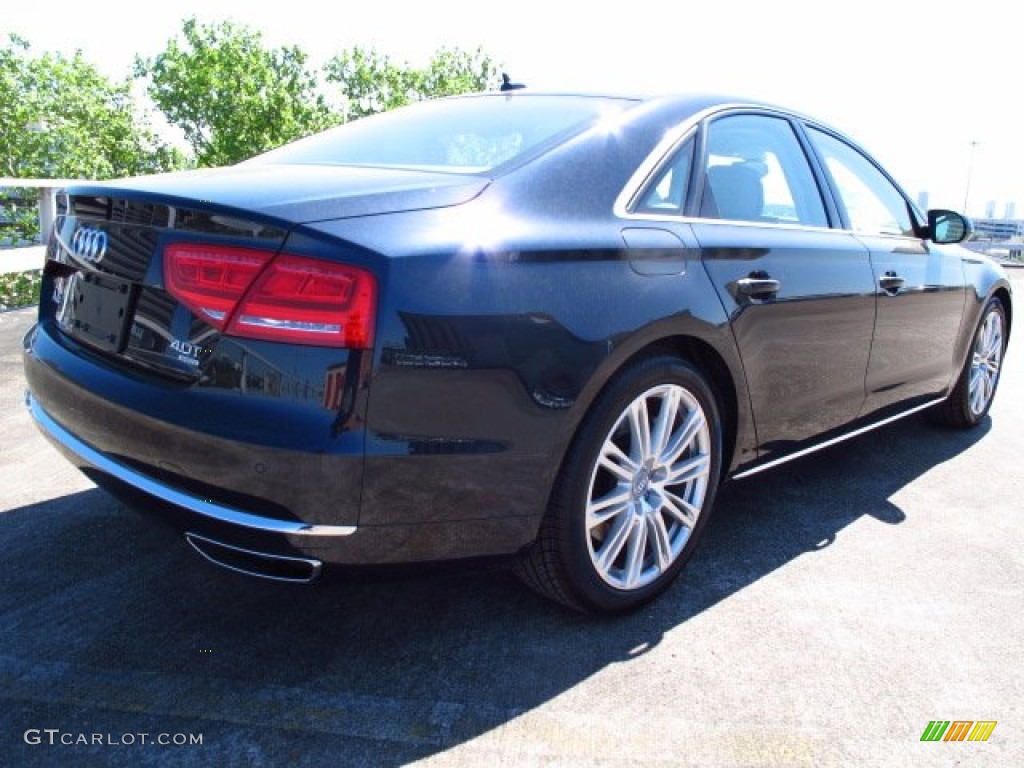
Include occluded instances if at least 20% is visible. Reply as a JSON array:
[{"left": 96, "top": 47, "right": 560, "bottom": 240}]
[
  {"left": 516, "top": 356, "right": 723, "bottom": 614},
  {"left": 932, "top": 297, "right": 1008, "bottom": 429}
]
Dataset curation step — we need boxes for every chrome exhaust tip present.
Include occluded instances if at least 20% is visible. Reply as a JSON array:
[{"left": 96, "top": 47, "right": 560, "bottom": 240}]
[{"left": 185, "top": 532, "right": 322, "bottom": 584}]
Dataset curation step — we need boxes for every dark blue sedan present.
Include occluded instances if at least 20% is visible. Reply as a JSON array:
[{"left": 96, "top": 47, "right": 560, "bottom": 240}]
[{"left": 23, "top": 92, "right": 1012, "bottom": 613}]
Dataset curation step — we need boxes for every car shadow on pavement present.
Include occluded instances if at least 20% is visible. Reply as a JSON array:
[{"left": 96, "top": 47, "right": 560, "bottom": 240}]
[{"left": 1, "top": 414, "right": 991, "bottom": 766}]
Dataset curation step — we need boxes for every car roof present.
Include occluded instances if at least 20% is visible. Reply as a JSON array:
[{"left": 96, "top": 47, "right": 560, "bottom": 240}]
[
  {"left": 449, "top": 89, "right": 783, "bottom": 112},
  {"left": 445, "top": 91, "right": 826, "bottom": 139}
]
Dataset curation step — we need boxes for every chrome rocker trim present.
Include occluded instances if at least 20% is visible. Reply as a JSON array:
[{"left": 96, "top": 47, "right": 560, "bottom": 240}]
[
  {"left": 26, "top": 393, "right": 357, "bottom": 537},
  {"left": 731, "top": 397, "right": 946, "bottom": 480}
]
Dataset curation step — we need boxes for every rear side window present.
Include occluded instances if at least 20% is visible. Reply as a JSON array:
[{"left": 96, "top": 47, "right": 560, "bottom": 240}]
[
  {"left": 806, "top": 127, "right": 915, "bottom": 237},
  {"left": 700, "top": 114, "right": 828, "bottom": 227},
  {"left": 634, "top": 137, "right": 694, "bottom": 214}
]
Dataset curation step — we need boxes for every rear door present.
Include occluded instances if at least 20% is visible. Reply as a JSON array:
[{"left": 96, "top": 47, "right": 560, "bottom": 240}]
[
  {"left": 803, "top": 126, "right": 967, "bottom": 417},
  {"left": 689, "top": 113, "right": 877, "bottom": 458}
]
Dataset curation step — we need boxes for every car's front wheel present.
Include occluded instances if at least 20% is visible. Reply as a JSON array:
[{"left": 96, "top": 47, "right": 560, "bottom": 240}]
[
  {"left": 933, "top": 297, "right": 1008, "bottom": 428},
  {"left": 516, "top": 356, "right": 723, "bottom": 614}
]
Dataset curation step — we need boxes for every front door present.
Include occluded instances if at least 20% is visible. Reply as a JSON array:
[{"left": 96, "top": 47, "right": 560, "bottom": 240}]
[{"left": 803, "top": 127, "right": 967, "bottom": 417}]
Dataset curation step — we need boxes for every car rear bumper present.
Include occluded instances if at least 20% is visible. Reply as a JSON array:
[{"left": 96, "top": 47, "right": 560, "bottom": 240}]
[
  {"left": 26, "top": 394, "right": 356, "bottom": 539},
  {"left": 23, "top": 305, "right": 548, "bottom": 580},
  {"left": 26, "top": 390, "right": 541, "bottom": 576}
]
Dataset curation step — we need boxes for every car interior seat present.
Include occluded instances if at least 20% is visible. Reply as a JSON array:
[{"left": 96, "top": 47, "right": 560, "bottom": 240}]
[{"left": 703, "top": 163, "right": 765, "bottom": 222}]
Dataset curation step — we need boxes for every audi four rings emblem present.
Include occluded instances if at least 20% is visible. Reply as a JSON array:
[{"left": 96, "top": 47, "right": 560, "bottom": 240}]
[{"left": 71, "top": 227, "right": 109, "bottom": 262}]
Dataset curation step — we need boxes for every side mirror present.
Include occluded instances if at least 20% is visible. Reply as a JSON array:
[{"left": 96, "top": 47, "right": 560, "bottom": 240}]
[{"left": 928, "top": 209, "right": 972, "bottom": 244}]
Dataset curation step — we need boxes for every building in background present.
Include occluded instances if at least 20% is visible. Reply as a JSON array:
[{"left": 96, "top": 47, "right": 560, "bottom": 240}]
[
  {"left": 971, "top": 218, "right": 1024, "bottom": 240},
  {"left": 966, "top": 214, "right": 1024, "bottom": 262}
]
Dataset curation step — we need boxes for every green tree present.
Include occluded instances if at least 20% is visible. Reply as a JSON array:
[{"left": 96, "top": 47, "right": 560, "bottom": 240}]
[
  {"left": 420, "top": 47, "right": 501, "bottom": 101},
  {"left": 325, "top": 46, "right": 499, "bottom": 120},
  {"left": 0, "top": 34, "right": 182, "bottom": 179},
  {"left": 137, "top": 18, "right": 335, "bottom": 167},
  {"left": 0, "top": 34, "right": 182, "bottom": 241},
  {"left": 323, "top": 48, "right": 416, "bottom": 120}
]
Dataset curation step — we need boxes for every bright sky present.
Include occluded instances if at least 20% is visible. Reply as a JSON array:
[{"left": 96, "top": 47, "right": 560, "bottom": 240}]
[{"left": 4, "top": 0, "right": 1021, "bottom": 218}]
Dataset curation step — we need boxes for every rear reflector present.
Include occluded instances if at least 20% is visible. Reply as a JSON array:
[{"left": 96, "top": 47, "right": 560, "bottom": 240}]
[{"left": 164, "top": 243, "right": 376, "bottom": 348}]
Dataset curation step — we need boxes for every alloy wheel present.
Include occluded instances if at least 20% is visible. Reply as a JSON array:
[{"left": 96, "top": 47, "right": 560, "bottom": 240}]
[
  {"left": 969, "top": 307, "right": 1004, "bottom": 416},
  {"left": 585, "top": 384, "right": 712, "bottom": 590}
]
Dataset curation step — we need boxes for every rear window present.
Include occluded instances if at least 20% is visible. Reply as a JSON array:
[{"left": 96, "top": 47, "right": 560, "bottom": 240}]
[{"left": 249, "top": 94, "right": 634, "bottom": 174}]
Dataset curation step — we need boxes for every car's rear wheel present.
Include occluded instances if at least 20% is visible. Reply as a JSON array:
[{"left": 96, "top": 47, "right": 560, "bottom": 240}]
[
  {"left": 933, "top": 297, "right": 1007, "bottom": 428},
  {"left": 516, "top": 356, "right": 722, "bottom": 613}
]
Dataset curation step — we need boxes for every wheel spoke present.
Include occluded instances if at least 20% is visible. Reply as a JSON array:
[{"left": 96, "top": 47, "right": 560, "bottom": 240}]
[
  {"left": 970, "top": 378, "right": 985, "bottom": 413},
  {"left": 980, "top": 320, "right": 993, "bottom": 353},
  {"left": 976, "top": 313, "right": 1002, "bottom": 368},
  {"left": 662, "top": 490, "right": 699, "bottom": 529},
  {"left": 982, "top": 370, "right": 994, "bottom": 404},
  {"left": 650, "top": 387, "right": 681, "bottom": 459},
  {"left": 595, "top": 514, "right": 634, "bottom": 573},
  {"left": 587, "top": 487, "right": 632, "bottom": 526},
  {"left": 660, "top": 408, "right": 705, "bottom": 466},
  {"left": 647, "top": 512, "right": 674, "bottom": 572},
  {"left": 984, "top": 331, "right": 1000, "bottom": 358},
  {"left": 598, "top": 442, "right": 638, "bottom": 483},
  {"left": 664, "top": 452, "right": 710, "bottom": 486},
  {"left": 988, "top": 317, "right": 1001, "bottom": 347},
  {"left": 969, "top": 366, "right": 984, "bottom": 407},
  {"left": 627, "top": 398, "right": 652, "bottom": 462},
  {"left": 622, "top": 516, "right": 648, "bottom": 588}
]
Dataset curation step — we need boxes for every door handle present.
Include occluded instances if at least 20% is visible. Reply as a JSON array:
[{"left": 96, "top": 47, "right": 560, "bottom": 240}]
[
  {"left": 878, "top": 271, "right": 904, "bottom": 293},
  {"left": 736, "top": 275, "right": 780, "bottom": 298}
]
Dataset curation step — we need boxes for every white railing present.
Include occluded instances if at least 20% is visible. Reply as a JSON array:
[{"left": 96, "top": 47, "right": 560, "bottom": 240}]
[{"left": 1, "top": 177, "right": 86, "bottom": 275}]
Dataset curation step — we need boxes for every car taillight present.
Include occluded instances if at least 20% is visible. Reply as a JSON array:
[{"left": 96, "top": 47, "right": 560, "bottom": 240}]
[
  {"left": 164, "top": 244, "right": 376, "bottom": 348},
  {"left": 164, "top": 244, "right": 272, "bottom": 328}
]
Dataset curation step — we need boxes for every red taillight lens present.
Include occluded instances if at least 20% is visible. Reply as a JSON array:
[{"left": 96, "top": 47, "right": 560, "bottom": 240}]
[
  {"left": 164, "top": 244, "right": 376, "bottom": 348},
  {"left": 164, "top": 244, "right": 272, "bottom": 329},
  {"left": 229, "top": 254, "right": 376, "bottom": 348}
]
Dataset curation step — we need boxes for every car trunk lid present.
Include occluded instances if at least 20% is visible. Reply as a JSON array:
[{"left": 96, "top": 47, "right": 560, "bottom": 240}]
[
  {"left": 46, "top": 164, "right": 482, "bottom": 378},
  {"left": 65, "top": 164, "right": 489, "bottom": 224}
]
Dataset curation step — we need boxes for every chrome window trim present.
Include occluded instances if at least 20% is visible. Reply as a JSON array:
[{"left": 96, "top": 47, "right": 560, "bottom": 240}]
[
  {"left": 614, "top": 102, "right": 928, "bottom": 242},
  {"left": 26, "top": 394, "right": 357, "bottom": 538},
  {"left": 615, "top": 102, "right": 821, "bottom": 221},
  {"left": 619, "top": 212, "right": 850, "bottom": 235},
  {"left": 613, "top": 102, "right": 739, "bottom": 219}
]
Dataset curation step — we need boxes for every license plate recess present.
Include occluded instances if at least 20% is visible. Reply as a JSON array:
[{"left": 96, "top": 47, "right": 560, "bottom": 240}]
[{"left": 63, "top": 272, "right": 133, "bottom": 353}]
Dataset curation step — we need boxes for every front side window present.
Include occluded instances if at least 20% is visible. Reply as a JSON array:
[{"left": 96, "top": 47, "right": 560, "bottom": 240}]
[
  {"left": 806, "top": 127, "right": 915, "bottom": 237},
  {"left": 700, "top": 114, "right": 828, "bottom": 227}
]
